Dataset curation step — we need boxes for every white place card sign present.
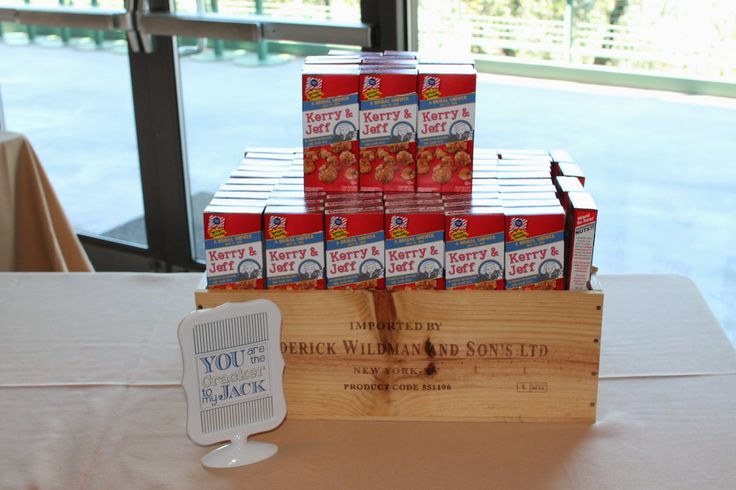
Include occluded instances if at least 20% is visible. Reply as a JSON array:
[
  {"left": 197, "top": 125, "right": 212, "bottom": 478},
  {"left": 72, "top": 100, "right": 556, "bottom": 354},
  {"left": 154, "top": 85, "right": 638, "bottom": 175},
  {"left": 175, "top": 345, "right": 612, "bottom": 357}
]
[{"left": 178, "top": 300, "right": 286, "bottom": 468}]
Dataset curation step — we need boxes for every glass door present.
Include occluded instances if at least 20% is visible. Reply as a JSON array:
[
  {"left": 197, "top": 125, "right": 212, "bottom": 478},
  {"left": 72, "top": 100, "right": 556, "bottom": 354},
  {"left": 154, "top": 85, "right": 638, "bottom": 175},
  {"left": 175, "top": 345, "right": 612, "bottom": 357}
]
[
  {"left": 0, "top": 0, "right": 398, "bottom": 270},
  {"left": 0, "top": 0, "right": 150, "bottom": 268}
]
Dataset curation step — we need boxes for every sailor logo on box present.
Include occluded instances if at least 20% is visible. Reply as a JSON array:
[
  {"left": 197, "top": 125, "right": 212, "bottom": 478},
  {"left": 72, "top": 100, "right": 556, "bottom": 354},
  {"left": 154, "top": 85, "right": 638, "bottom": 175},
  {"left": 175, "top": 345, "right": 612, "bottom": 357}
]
[
  {"left": 416, "top": 65, "right": 476, "bottom": 193},
  {"left": 385, "top": 209, "right": 444, "bottom": 290},
  {"left": 445, "top": 207, "right": 505, "bottom": 290},
  {"left": 264, "top": 205, "right": 325, "bottom": 289},
  {"left": 302, "top": 65, "right": 360, "bottom": 192},
  {"left": 203, "top": 205, "right": 265, "bottom": 290},
  {"left": 325, "top": 209, "right": 385, "bottom": 289},
  {"left": 504, "top": 206, "right": 565, "bottom": 290},
  {"left": 359, "top": 68, "right": 418, "bottom": 192}
]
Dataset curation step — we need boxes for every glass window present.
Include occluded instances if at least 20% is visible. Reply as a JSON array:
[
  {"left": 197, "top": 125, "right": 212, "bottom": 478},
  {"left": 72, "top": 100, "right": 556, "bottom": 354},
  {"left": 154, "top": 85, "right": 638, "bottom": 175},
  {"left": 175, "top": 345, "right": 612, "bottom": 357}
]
[
  {"left": 417, "top": 0, "right": 736, "bottom": 80},
  {"left": 173, "top": 0, "right": 361, "bottom": 22},
  {"left": 0, "top": 27, "right": 147, "bottom": 246}
]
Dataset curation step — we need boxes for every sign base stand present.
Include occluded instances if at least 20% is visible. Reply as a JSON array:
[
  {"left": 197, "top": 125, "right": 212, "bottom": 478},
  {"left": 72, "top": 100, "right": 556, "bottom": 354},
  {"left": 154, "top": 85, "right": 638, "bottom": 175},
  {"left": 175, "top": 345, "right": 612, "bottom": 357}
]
[{"left": 202, "top": 434, "right": 278, "bottom": 468}]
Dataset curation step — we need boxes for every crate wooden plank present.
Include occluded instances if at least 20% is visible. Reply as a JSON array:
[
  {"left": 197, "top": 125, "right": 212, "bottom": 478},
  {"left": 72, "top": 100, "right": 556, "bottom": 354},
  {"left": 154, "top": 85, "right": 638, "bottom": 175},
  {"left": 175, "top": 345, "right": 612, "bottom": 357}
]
[{"left": 195, "top": 279, "right": 603, "bottom": 422}]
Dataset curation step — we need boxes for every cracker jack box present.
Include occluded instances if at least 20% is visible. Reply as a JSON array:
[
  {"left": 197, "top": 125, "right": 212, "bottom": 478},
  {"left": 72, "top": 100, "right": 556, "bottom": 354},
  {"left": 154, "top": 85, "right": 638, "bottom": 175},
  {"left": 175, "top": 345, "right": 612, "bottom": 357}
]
[
  {"left": 325, "top": 198, "right": 384, "bottom": 209},
  {"left": 502, "top": 199, "right": 562, "bottom": 209},
  {"left": 498, "top": 149, "right": 551, "bottom": 159},
  {"left": 218, "top": 184, "right": 275, "bottom": 192},
  {"left": 304, "top": 55, "right": 362, "bottom": 64},
  {"left": 227, "top": 177, "right": 281, "bottom": 187},
  {"left": 416, "top": 64, "right": 476, "bottom": 193},
  {"left": 384, "top": 192, "right": 441, "bottom": 201},
  {"left": 325, "top": 207, "right": 386, "bottom": 290},
  {"left": 208, "top": 198, "right": 270, "bottom": 208},
  {"left": 231, "top": 169, "right": 287, "bottom": 179},
  {"left": 504, "top": 206, "right": 566, "bottom": 290},
  {"left": 302, "top": 64, "right": 360, "bottom": 193},
  {"left": 383, "top": 50, "right": 419, "bottom": 59},
  {"left": 385, "top": 207, "right": 445, "bottom": 290},
  {"left": 549, "top": 149, "right": 574, "bottom": 174},
  {"left": 213, "top": 191, "right": 272, "bottom": 200},
  {"left": 554, "top": 175, "right": 585, "bottom": 209},
  {"left": 325, "top": 191, "right": 382, "bottom": 203},
  {"left": 203, "top": 205, "right": 266, "bottom": 290},
  {"left": 444, "top": 206, "right": 505, "bottom": 290},
  {"left": 358, "top": 67, "right": 418, "bottom": 193},
  {"left": 499, "top": 192, "right": 558, "bottom": 202},
  {"left": 361, "top": 57, "right": 418, "bottom": 67},
  {"left": 264, "top": 204, "right": 326, "bottom": 290},
  {"left": 496, "top": 171, "right": 552, "bottom": 180},
  {"left": 566, "top": 192, "right": 598, "bottom": 291},
  {"left": 556, "top": 162, "right": 586, "bottom": 186},
  {"left": 443, "top": 196, "right": 500, "bottom": 207},
  {"left": 496, "top": 165, "right": 552, "bottom": 174},
  {"left": 494, "top": 184, "right": 557, "bottom": 194},
  {"left": 497, "top": 178, "right": 555, "bottom": 187}
]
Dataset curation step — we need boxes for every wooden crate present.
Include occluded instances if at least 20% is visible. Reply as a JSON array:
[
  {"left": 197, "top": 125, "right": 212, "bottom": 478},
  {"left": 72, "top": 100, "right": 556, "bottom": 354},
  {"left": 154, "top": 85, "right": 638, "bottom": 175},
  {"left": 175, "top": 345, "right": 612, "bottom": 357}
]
[{"left": 195, "top": 277, "right": 603, "bottom": 423}]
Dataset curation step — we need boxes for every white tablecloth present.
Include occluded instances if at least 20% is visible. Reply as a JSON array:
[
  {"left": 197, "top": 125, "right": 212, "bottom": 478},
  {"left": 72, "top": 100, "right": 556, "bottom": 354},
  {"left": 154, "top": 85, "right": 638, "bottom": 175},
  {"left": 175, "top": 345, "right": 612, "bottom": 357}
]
[{"left": 0, "top": 273, "right": 734, "bottom": 489}]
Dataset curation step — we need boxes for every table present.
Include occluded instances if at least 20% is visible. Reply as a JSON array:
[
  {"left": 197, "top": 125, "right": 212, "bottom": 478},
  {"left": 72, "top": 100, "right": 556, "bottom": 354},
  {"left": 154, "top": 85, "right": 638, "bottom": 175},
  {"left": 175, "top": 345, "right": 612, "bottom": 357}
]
[
  {"left": 0, "top": 131, "right": 92, "bottom": 272},
  {"left": 1, "top": 273, "right": 734, "bottom": 489}
]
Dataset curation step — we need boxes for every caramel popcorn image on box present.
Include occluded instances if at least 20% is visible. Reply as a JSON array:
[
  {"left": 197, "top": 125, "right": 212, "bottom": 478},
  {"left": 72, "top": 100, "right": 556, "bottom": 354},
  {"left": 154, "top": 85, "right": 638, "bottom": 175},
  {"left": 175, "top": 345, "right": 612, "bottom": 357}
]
[
  {"left": 203, "top": 204, "right": 266, "bottom": 290},
  {"left": 359, "top": 67, "right": 418, "bottom": 193},
  {"left": 416, "top": 64, "right": 476, "bottom": 193},
  {"left": 303, "top": 64, "right": 360, "bottom": 193}
]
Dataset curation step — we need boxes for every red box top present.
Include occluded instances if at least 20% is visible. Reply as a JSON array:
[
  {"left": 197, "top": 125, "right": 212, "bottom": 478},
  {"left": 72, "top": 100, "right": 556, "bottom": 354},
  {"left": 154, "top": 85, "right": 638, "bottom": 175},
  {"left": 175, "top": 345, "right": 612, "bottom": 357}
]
[
  {"left": 302, "top": 65, "right": 359, "bottom": 101},
  {"left": 359, "top": 68, "right": 417, "bottom": 100},
  {"left": 417, "top": 66, "right": 476, "bottom": 100}
]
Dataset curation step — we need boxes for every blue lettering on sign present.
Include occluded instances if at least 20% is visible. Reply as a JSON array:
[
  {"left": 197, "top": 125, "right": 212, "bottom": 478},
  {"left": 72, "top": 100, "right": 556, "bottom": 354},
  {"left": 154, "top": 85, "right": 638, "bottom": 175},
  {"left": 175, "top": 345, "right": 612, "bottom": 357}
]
[{"left": 199, "top": 350, "right": 249, "bottom": 373}]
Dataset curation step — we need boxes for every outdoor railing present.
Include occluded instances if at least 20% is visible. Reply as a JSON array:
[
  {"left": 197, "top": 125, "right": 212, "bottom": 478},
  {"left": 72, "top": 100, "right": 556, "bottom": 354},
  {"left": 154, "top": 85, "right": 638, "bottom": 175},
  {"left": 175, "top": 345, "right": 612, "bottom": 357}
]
[{"left": 2, "top": 0, "right": 735, "bottom": 78}]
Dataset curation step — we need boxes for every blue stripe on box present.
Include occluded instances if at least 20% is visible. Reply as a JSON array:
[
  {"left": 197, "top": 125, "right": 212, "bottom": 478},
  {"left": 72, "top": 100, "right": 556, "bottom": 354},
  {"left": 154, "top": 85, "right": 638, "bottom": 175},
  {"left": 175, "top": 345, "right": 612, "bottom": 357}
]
[
  {"left": 361, "top": 93, "right": 418, "bottom": 110},
  {"left": 205, "top": 231, "right": 261, "bottom": 250},
  {"left": 326, "top": 231, "right": 384, "bottom": 251},
  {"left": 266, "top": 232, "right": 324, "bottom": 250},
  {"left": 386, "top": 231, "right": 444, "bottom": 250},
  {"left": 418, "top": 93, "right": 475, "bottom": 110},
  {"left": 445, "top": 232, "right": 503, "bottom": 252},
  {"left": 302, "top": 94, "right": 358, "bottom": 111},
  {"left": 385, "top": 273, "right": 421, "bottom": 287},
  {"left": 505, "top": 231, "right": 564, "bottom": 253},
  {"left": 446, "top": 276, "right": 482, "bottom": 289}
]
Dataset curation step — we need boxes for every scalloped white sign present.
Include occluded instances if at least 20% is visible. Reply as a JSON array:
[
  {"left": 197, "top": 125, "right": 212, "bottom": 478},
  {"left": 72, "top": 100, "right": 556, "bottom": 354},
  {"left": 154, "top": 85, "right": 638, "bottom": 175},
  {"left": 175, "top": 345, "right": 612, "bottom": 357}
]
[{"left": 178, "top": 300, "right": 286, "bottom": 468}]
